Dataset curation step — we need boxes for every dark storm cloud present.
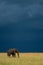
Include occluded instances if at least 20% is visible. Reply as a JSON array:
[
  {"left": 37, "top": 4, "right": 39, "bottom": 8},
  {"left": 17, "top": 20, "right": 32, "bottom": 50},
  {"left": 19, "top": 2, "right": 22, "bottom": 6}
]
[
  {"left": 0, "top": 0, "right": 43, "bottom": 26},
  {"left": 0, "top": 2, "right": 24, "bottom": 25},
  {"left": 0, "top": 0, "right": 43, "bottom": 39},
  {"left": 0, "top": 0, "right": 43, "bottom": 52},
  {"left": 1, "top": 0, "right": 43, "bottom": 4}
]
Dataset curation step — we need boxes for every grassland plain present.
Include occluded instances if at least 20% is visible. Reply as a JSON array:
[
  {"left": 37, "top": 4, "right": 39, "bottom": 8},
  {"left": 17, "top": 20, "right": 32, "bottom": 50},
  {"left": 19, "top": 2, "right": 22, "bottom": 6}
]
[{"left": 0, "top": 53, "right": 43, "bottom": 65}]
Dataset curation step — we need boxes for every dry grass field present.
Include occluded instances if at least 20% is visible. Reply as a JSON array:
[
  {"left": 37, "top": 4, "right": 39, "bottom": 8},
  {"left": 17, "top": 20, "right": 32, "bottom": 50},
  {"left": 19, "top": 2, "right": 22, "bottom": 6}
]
[{"left": 0, "top": 53, "right": 43, "bottom": 65}]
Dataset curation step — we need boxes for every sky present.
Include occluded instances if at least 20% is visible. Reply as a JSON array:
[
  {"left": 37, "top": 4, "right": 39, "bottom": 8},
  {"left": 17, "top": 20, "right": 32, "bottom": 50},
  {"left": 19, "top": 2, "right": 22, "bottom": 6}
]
[{"left": 0, "top": 0, "right": 43, "bottom": 52}]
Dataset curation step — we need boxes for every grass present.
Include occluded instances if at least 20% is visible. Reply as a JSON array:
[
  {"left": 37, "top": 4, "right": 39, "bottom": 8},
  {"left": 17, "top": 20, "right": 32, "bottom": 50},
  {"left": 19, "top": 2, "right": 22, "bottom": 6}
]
[{"left": 0, "top": 53, "right": 43, "bottom": 65}]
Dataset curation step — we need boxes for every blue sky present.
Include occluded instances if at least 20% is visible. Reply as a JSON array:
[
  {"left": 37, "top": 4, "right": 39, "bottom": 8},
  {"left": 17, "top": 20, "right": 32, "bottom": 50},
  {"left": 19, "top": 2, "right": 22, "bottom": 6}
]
[{"left": 0, "top": 0, "right": 43, "bottom": 52}]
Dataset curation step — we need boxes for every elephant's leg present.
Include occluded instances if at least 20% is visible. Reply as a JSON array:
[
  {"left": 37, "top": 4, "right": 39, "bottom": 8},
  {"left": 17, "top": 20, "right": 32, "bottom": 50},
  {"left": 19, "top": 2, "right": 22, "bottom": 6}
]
[
  {"left": 12, "top": 52, "right": 16, "bottom": 57},
  {"left": 17, "top": 52, "right": 19, "bottom": 57}
]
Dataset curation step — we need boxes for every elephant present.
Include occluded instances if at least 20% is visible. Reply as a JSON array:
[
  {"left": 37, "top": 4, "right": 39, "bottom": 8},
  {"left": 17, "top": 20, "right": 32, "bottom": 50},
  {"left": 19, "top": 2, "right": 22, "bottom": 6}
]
[{"left": 7, "top": 48, "right": 19, "bottom": 57}]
